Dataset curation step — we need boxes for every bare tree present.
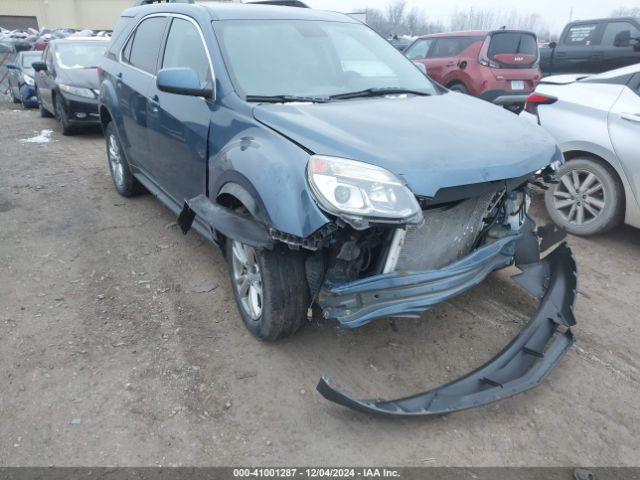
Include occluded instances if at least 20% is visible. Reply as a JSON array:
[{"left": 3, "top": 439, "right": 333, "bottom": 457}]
[{"left": 610, "top": 7, "right": 640, "bottom": 17}]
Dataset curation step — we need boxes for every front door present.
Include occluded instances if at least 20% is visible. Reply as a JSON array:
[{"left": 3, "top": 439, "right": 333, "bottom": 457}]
[
  {"left": 147, "top": 16, "right": 213, "bottom": 205},
  {"left": 116, "top": 15, "right": 168, "bottom": 176},
  {"left": 600, "top": 20, "right": 640, "bottom": 72},
  {"left": 608, "top": 77, "right": 640, "bottom": 210}
]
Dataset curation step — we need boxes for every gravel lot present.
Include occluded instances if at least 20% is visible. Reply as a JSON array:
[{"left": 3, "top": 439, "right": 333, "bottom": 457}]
[{"left": 1, "top": 102, "right": 639, "bottom": 467}]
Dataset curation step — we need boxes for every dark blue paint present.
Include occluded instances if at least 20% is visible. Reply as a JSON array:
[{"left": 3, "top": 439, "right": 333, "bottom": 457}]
[{"left": 100, "top": 2, "right": 560, "bottom": 240}]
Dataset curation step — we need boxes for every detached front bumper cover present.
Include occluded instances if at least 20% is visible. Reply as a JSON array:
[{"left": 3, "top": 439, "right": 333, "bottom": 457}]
[{"left": 317, "top": 242, "right": 577, "bottom": 417}]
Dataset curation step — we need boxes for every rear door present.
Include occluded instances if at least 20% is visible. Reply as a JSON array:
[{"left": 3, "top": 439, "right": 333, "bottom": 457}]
[
  {"left": 553, "top": 22, "right": 604, "bottom": 74},
  {"left": 117, "top": 15, "right": 168, "bottom": 176},
  {"left": 147, "top": 15, "right": 213, "bottom": 204},
  {"left": 608, "top": 74, "right": 640, "bottom": 210},
  {"left": 600, "top": 20, "right": 640, "bottom": 72},
  {"left": 425, "top": 37, "right": 469, "bottom": 84}
]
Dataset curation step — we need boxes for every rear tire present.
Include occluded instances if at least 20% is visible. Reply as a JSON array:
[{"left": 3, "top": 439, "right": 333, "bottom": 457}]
[
  {"left": 544, "top": 157, "right": 624, "bottom": 236},
  {"left": 226, "top": 239, "right": 309, "bottom": 341},
  {"left": 105, "top": 122, "right": 145, "bottom": 197},
  {"left": 448, "top": 82, "right": 469, "bottom": 94}
]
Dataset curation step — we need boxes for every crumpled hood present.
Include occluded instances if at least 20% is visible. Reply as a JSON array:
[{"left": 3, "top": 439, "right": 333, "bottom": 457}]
[{"left": 253, "top": 92, "right": 560, "bottom": 197}]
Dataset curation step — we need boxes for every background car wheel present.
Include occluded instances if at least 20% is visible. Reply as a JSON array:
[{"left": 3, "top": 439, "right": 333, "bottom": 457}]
[
  {"left": 226, "top": 238, "right": 308, "bottom": 341},
  {"left": 38, "top": 93, "right": 53, "bottom": 118},
  {"left": 544, "top": 157, "right": 624, "bottom": 236},
  {"left": 105, "top": 122, "right": 145, "bottom": 197},
  {"left": 10, "top": 82, "right": 21, "bottom": 103},
  {"left": 55, "top": 94, "right": 74, "bottom": 135},
  {"left": 448, "top": 82, "right": 469, "bottom": 94}
]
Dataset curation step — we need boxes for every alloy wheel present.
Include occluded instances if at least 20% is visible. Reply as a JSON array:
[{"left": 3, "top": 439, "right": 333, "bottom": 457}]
[
  {"left": 108, "top": 134, "right": 125, "bottom": 188},
  {"left": 553, "top": 169, "right": 605, "bottom": 226},
  {"left": 230, "top": 240, "right": 263, "bottom": 320}
]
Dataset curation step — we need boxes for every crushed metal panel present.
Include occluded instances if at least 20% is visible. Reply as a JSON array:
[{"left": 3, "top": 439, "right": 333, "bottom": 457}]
[
  {"left": 178, "top": 194, "right": 273, "bottom": 249},
  {"left": 317, "top": 242, "right": 577, "bottom": 417}
]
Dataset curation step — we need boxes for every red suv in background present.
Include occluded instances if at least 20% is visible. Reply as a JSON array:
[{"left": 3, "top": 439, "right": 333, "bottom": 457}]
[{"left": 404, "top": 30, "right": 541, "bottom": 106}]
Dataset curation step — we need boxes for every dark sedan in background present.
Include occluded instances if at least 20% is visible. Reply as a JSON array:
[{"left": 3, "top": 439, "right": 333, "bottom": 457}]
[
  {"left": 32, "top": 36, "right": 108, "bottom": 134},
  {"left": 6, "top": 50, "right": 42, "bottom": 108}
]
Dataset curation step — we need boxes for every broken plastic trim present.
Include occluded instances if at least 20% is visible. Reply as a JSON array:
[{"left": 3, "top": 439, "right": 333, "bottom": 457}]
[
  {"left": 319, "top": 235, "right": 519, "bottom": 328},
  {"left": 317, "top": 242, "right": 577, "bottom": 417},
  {"left": 178, "top": 194, "right": 273, "bottom": 249}
]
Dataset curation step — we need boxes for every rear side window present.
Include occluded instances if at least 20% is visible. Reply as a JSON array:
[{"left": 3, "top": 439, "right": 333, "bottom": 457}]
[
  {"left": 162, "top": 18, "right": 211, "bottom": 84},
  {"left": 488, "top": 32, "right": 537, "bottom": 58},
  {"left": 107, "top": 16, "right": 134, "bottom": 57},
  {"left": 404, "top": 39, "right": 432, "bottom": 60},
  {"left": 429, "top": 38, "right": 475, "bottom": 58},
  {"left": 601, "top": 21, "right": 640, "bottom": 47},
  {"left": 124, "top": 16, "right": 167, "bottom": 74},
  {"left": 563, "top": 23, "right": 599, "bottom": 45}
]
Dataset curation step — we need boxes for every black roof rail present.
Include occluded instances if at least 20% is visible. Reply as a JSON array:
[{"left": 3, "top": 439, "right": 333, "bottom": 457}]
[{"left": 134, "top": 0, "right": 194, "bottom": 6}]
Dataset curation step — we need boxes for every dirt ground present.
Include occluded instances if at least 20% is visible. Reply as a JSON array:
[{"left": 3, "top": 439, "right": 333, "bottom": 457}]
[{"left": 0, "top": 102, "right": 639, "bottom": 467}]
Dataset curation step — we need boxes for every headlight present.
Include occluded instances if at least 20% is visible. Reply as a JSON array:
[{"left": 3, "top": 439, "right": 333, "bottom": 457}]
[
  {"left": 307, "top": 155, "right": 422, "bottom": 229},
  {"left": 59, "top": 84, "right": 95, "bottom": 99},
  {"left": 22, "top": 74, "right": 34, "bottom": 86}
]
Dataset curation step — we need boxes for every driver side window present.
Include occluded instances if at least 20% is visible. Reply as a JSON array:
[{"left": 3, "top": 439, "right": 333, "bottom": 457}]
[{"left": 162, "top": 17, "right": 211, "bottom": 84}]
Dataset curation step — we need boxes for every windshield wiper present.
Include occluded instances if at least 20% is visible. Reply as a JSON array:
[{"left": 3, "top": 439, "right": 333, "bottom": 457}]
[
  {"left": 245, "top": 94, "right": 329, "bottom": 104},
  {"left": 329, "top": 87, "right": 431, "bottom": 100}
]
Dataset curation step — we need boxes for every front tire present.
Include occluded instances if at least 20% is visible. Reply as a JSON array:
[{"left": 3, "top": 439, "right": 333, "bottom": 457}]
[
  {"left": 105, "top": 122, "right": 145, "bottom": 197},
  {"left": 55, "top": 94, "right": 74, "bottom": 135},
  {"left": 544, "top": 157, "right": 624, "bottom": 236},
  {"left": 226, "top": 239, "right": 309, "bottom": 341},
  {"left": 38, "top": 92, "right": 53, "bottom": 118},
  {"left": 10, "top": 82, "right": 20, "bottom": 103}
]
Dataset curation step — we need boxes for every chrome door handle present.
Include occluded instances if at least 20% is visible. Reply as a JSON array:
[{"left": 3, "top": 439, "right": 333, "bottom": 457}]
[{"left": 621, "top": 112, "right": 640, "bottom": 123}]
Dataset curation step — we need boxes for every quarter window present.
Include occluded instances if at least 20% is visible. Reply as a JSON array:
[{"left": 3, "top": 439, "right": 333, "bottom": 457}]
[
  {"left": 162, "top": 17, "right": 211, "bottom": 84},
  {"left": 124, "top": 16, "right": 167, "bottom": 74},
  {"left": 601, "top": 21, "right": 640, "bottom": 47}
]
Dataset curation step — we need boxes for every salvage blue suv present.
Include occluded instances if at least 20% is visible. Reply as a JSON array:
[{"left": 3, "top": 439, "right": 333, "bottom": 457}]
[{"left": 99, "top": 0, "right": 578, "bottom": 417}]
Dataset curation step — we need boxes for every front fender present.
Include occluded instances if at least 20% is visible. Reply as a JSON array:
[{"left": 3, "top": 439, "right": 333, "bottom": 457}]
[{"left": 209, "top": 100, "right": 329, "bottom": 238}]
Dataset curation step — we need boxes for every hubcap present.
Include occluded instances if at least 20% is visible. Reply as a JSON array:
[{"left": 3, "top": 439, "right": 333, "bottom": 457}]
[
  {"left": 553, "top": 169, "right": 605, "bottom": 226},
  {"left": 108, "top": 134, "right": 125, "bottom": 187},
  {"left": 231, "top": 240, "right": 263, "bottom": 320}
]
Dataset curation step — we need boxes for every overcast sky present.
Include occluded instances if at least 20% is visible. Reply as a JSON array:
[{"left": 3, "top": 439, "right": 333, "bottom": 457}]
[{"left": 304, "top": 0, "right": 640, "bottom": 33}]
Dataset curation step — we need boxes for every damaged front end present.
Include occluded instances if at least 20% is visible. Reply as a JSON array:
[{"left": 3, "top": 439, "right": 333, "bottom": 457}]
[{"left": 305, "top": 164, "right": 577, "bottom": 417}]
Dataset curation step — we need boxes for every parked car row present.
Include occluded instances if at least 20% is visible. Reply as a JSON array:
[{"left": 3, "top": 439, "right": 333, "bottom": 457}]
[{"left": 8, "top": 0, "right": 637, "bottom": 418}]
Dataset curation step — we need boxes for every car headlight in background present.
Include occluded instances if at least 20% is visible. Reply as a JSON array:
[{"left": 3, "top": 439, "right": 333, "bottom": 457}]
[
  {"left": 307, "top": 155, "right": 422, "bottom": 229},
  {"left": 59, "top": 84, "right": 95, "bottom": 99},
  {"left": 22, "top": 74, "right": 34, "bottom": 86}
]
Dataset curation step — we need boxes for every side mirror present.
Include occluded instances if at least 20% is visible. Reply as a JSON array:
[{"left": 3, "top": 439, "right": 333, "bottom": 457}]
[
  {"left": 548, "top": 41, "right": 557, "bottom": 49},
  {"left": 32, "top": 61, "right": 47, "bottom": 72},
  {"left": 413, "top": 62, "right": 427, "bottom": 75},
  {"left": 614, "top": 30, "right": 631, "bottom": 47},
  {"left": 6, "top": 63, "right": 18, "bottom": 70},
  {"left": 156, "top": 67, "right": 213, "bottom": 99}
]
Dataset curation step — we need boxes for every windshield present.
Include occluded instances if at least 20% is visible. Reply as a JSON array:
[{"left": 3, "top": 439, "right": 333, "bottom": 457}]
[
  {"left": 55, "top": 42, "right": 107, "bottom": 69},
  {"left": 214, "top": 20, "right": 438, "bottom": 98},
  {"left": 21, "top": 52, "right": 41, "bottom": 67}
]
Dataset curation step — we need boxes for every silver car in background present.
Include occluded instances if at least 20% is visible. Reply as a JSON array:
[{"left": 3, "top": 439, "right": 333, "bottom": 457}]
[{"left": 521, "top": 64, "right": 640, "bottom": 236}]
